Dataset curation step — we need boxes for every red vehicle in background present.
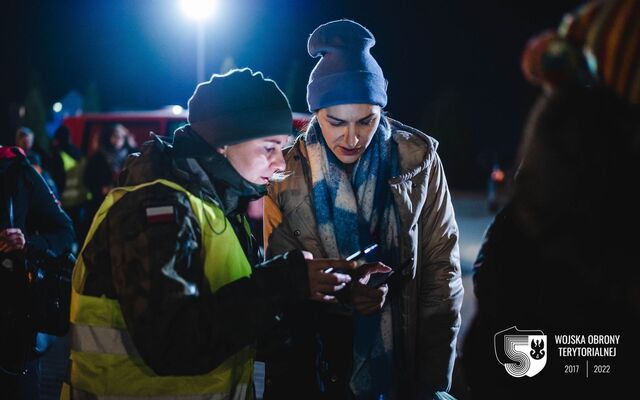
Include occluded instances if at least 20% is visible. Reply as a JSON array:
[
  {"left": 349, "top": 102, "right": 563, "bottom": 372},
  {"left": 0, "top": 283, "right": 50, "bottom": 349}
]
[
  {"left": 63, "top": 108, "right": 189, "bottom": 156},
  {"left": 62, "top": 108, "right": 311, "bottom": 243},
  {"left": 63, "top": 108, "right": 310, "bottom": 156}
]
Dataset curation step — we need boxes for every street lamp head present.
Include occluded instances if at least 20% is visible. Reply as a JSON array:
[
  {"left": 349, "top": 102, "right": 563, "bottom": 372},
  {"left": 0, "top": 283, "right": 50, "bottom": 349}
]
[{"left": 180, "top": 0, "right": 217, "bottom": 21}]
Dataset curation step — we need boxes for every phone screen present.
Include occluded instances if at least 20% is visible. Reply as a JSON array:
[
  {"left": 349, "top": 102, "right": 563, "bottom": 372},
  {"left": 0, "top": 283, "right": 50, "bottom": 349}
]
[
  {"left": 367, "top": 271, "right": 394, "bottom": 288},
  {"left": 367, "top": 258, "right": 413, "bottom": 288}
]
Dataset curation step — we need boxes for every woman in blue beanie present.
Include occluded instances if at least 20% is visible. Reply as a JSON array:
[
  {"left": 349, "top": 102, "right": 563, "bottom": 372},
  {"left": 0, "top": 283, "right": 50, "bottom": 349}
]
[{"left": 263, "top": 19, "right": 463, "bottom": 400}]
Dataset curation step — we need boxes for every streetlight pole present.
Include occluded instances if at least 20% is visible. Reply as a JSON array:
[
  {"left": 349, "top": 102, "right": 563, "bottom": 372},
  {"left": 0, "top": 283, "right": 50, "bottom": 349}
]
[
  {"left": 196, "top": 21, "right": 205, "bottom": 84},
  {"left": 180, "top": 0, "right": 217, "bottom": 85}
]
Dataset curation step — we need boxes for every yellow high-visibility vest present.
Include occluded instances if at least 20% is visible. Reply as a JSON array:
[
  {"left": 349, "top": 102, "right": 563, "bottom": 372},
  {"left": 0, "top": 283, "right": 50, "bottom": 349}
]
[
  {"left": 62, "top": 179, "right": 254, "bottom": 400},
  {"left": 58, "top": 151, "right": 90, "bottom": 207}
]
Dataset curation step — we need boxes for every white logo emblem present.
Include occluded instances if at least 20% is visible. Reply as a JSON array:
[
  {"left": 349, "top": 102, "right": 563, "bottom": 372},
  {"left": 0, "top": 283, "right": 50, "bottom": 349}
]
[{"left": 494, "top": 326, "right": 547, "bottom": 377}]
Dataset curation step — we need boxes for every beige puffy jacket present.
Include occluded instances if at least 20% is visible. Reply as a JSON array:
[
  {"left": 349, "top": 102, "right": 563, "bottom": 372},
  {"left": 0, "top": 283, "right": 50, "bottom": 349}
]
[{"left": 264, "top": 118, "right": 463, "bottom": 395}]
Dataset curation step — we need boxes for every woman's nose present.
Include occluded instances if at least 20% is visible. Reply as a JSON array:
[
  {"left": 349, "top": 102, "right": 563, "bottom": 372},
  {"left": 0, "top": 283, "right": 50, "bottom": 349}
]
[
  {"left": 272, "top": 149, "right": 286, "bottom": 171},
  {"left": 345, "top": 127, "right": 359, "bottom": 148}
]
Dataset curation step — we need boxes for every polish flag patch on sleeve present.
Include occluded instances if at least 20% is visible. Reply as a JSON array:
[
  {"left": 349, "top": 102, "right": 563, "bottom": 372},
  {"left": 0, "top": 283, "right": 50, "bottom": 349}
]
[{"left": 145, "top": 206, "right": 176, "bottom": 224}]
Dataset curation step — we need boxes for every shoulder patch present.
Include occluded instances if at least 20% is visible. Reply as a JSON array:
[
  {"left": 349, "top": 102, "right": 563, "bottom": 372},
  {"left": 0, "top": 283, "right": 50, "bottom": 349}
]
[{"left": 145, "top": 205, "right": 176, "bottom": 224}]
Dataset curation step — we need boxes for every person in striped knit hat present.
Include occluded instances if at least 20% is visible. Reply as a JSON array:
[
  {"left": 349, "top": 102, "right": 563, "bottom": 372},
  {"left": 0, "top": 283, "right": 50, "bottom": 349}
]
[
  {"left": 521, "top": 0, "right": 640, "bottom": 104},
  {"left": 464, "top": 1, "right": 640, "bottom": 399}
]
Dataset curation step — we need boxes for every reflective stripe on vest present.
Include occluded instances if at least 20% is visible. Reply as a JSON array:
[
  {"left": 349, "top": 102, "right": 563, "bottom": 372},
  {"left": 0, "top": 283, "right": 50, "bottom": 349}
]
[
  {"left": 70, "top": 324, "right": 138, "bottom": 356},
  {"left": 61, "top": 382, "right": 250, "bottom": 400},
  {"left": 67, "top": 179, "right": 254, "bottom": 399}
]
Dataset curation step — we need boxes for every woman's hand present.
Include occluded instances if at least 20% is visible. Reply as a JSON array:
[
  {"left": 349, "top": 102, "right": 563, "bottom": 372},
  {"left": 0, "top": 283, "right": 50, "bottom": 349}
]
[
  {"left": 352, "top": 262, "right": 392, "bottom": 315},
  {"left": 351, "top": 283, "right": 388, "bottom": 315},
  {"left": 0, "top": 228, "right": 26, "bottom": 252},
  {"left": 355, "top": 262, "right": 392, "bottom": 285},
  {"left": 303, "top": 251, "right": 357, "bottom": 303}
]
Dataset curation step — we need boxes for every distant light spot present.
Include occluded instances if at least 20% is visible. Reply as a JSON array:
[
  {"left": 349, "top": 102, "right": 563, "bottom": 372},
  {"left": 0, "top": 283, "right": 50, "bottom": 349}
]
[{"left": 172, "top": 105, "right": 183, "bottom": 115}]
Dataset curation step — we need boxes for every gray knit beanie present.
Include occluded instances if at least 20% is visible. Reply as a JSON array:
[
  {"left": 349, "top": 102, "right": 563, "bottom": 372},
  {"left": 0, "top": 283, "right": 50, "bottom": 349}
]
[
  {"left": 306, "top": 19, "right": 387, "bottom": 112},
  {"left": 188, "top": 68, "right": 292, "bottom": 147}
]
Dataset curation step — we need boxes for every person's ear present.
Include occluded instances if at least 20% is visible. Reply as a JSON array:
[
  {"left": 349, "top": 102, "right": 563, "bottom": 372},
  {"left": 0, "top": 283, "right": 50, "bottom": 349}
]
[{"left": 216, "top": 145, "right": 227, "bottom": 157}]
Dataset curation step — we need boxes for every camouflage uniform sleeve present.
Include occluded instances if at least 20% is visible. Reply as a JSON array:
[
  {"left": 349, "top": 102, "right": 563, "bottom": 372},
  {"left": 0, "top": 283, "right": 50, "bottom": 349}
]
[{"left": 106, "top": 183, "right": 309, "bottom": 376}]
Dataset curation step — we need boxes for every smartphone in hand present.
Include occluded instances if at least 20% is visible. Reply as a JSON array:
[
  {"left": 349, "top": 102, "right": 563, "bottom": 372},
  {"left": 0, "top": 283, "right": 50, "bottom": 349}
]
[{"left": 367, "top": 258, "right": 414, "bottom": 288}]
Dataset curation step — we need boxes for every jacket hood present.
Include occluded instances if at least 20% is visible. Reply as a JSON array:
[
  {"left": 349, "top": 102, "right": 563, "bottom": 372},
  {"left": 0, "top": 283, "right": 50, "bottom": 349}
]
[
  {"left": 0, "top": 146, "right": 26, "bottom": 174},
  {"left": 119, "top": 135, "right": 174, "bottom": 187},
  {"left": 386, "top": 118, "right": 438, "bottom": 184},
  {"left": 0, "top": 146, "right": 25, "bottom": 160}
]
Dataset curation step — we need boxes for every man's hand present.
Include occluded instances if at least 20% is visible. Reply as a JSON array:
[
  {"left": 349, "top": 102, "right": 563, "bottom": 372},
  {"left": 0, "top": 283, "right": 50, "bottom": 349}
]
[
  {"left": 352, "top": 262, "right": 391, "bottom": 315},
  {"left": 0, "top": 228, "right": 26, "bottom": 253},
  {"left": 302, "top": 251, "right": 357, "bottom": 303}
]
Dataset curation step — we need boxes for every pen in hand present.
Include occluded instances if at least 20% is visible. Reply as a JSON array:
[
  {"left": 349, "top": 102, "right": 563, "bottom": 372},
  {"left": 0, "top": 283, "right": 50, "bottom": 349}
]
[{"left": 324, "top": 243, "right": 378, "bottom": 273}]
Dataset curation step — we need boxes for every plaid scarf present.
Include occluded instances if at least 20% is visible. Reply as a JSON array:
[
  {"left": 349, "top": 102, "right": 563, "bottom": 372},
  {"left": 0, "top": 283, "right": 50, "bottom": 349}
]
[
  {"left": 305, "top": 118, "right": 399, "bottom": 262},
  {"left": 305, "top": 117, "right": 400, "bottom": 398}
]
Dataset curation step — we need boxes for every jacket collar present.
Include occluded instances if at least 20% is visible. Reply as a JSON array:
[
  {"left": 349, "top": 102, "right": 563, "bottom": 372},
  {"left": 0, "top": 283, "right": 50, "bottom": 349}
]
[{"left": 195, "top": 154, "right": 266, "bottom": 217}]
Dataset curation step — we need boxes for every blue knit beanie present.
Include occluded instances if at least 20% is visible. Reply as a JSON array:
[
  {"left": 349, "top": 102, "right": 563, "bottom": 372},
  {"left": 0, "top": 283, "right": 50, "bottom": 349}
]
[{"left": 306, "top": 19, "right": 387, "bottom": 112}]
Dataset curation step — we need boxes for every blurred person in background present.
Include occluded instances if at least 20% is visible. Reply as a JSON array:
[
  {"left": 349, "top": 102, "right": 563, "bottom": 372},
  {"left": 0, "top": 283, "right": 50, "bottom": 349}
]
[
  {"left": 0, "top": 144, "right": 75, "bottom": 400},
  {"left": 84, "top": 123, "right": 135, "bottom": 201},
  {"left": 15, "top": 126, "right": 59, "bottom": 199},
  {"left": 83, "top": 123, "right": 136, "bottom": 226},
  {"left": 463, "top": 1, "right": 640, "bottom": 398},
  {"left": 49, "top": 125, "right": 88, "bottom": 246},
  {"left": 15, "top": 127, "right": 40, "bottom": 166}
]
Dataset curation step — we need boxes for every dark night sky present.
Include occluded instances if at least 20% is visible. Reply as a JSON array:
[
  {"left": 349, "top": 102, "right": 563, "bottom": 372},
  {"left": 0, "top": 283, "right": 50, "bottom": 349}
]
[{"left": 2, "top": 0, "right": 583, "bottom": 189}]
